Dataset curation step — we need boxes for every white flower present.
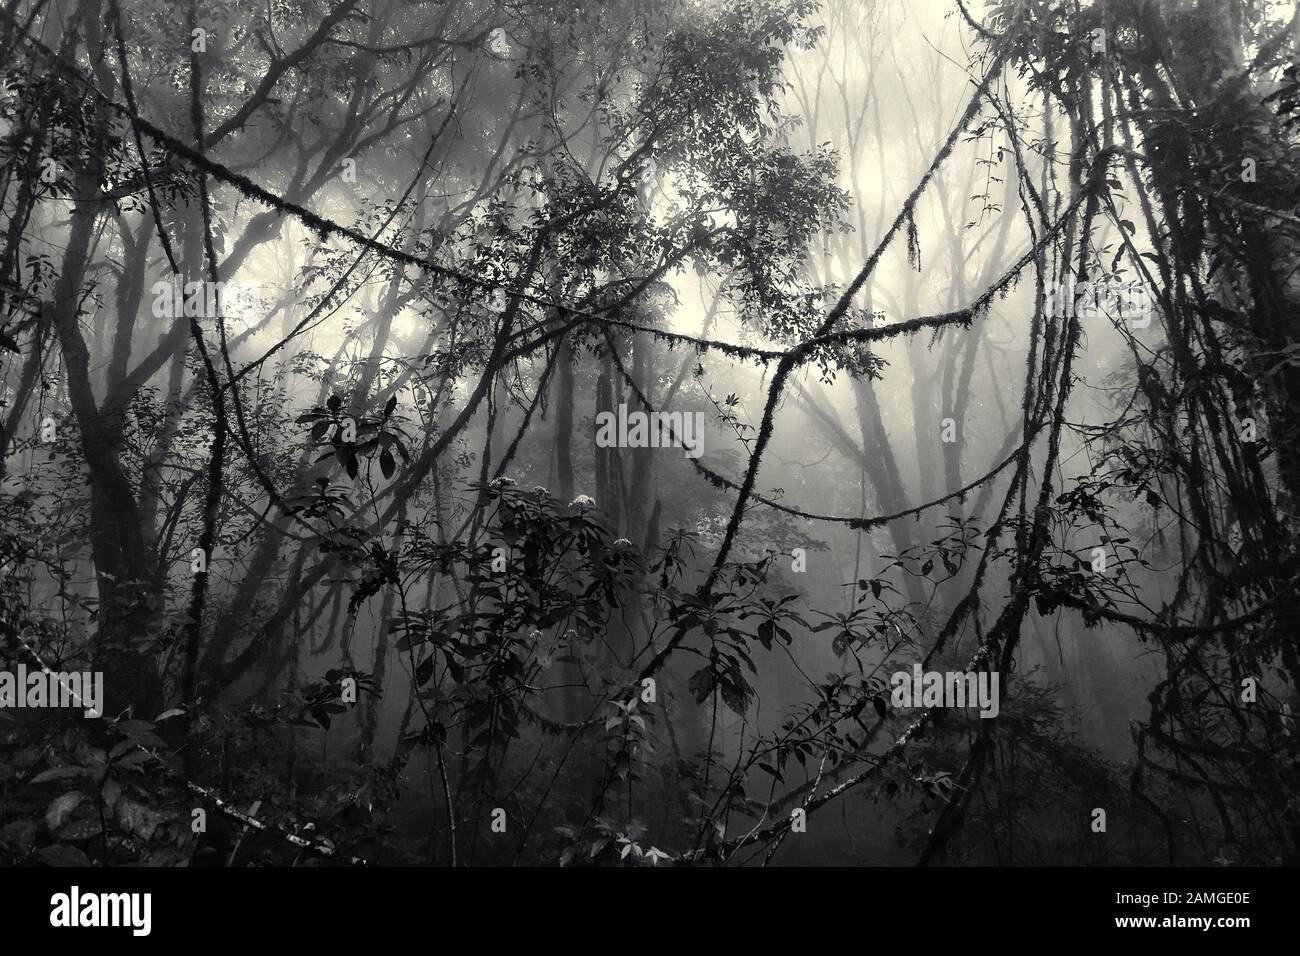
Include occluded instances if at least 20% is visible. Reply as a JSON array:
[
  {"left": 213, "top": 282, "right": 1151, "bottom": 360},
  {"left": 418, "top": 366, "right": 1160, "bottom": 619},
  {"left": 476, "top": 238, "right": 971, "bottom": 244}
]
[
  {"left": 532, "top": 485, "right": 548, "bottom": 495},
  {"left": 490, "top": 476, "right": 516, "bottom": 488},
  {"left": 569, "top": 495, "right": 595, "bottom": 508},
  {"left": 613, "top": 538, "right": 632, "bottom": 547}
]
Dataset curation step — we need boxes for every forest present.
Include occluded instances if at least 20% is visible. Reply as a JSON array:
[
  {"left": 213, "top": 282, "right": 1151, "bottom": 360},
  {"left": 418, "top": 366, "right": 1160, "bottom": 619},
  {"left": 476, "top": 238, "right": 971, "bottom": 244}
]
[{"left": 0, "top": 0, "right": 1297, "bottom": 867}]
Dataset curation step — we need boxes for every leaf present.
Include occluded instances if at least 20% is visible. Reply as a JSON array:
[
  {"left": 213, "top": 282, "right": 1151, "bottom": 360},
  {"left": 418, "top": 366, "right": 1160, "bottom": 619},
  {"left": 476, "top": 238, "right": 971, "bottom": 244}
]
[
  {"left": 36, "top": 844, "right": 91, "bottom": 867},
  {"left": 379, "top": 448, "right": 396, "bottom": 479},
  {"left": 311, "top": 419, "right": 330, "bottom": 441},
  {"left": 109, "top": 740, "right": 137, "bottom": 761},
  {"left": 415, "top": 655, "right": 434, "bottom": 687},
  {"left": 719, "top": 672, "right": 752, "bottom": 716},
  {"left": 384, "top": 395, "right": 397, "bottom": 419},
  {"left": 688, "top": 666, "right": 715, "bottom": 703},
  {"left": 45, "top": 792, "right": 86, "bottom": 832},
  {"left": 872, "top": 696, "right": 887, "bottom": 719},
  {"left": 116, "top": 799, "right": 165, "bottom": 841},
  {"left": 337, "top": 446, "right": 358, "bottom": 479},
  {"left": 29, "top": 767, "right": 88, "bottom": 784},
  {"left": 115, "top": 751, "right": 151, "bottom": 772},
  {"left": 643, "top": 847, "right": 671, "bottom": 866},
  {"left": 327, "top": 394, "right": 342, "bottom": 412},
  {"left": 114, "top": 719, "right": 156, "bottom": 737}
]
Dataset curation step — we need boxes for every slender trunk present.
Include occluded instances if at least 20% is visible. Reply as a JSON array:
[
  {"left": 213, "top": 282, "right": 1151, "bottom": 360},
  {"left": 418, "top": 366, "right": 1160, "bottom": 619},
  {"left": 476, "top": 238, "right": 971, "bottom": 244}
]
[
  {"left": 554, "top": 340, "right": 575, "bottom": 502},
  {"left": 50, "top": 0, "right": 158, "bottom": 715}
]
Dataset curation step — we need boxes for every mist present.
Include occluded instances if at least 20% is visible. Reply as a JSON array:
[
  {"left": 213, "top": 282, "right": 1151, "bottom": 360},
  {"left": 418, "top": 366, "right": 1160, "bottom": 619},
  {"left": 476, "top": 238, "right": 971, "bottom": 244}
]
[{"left": 1, "top": 0, "right": 1296, "bottom": 869}]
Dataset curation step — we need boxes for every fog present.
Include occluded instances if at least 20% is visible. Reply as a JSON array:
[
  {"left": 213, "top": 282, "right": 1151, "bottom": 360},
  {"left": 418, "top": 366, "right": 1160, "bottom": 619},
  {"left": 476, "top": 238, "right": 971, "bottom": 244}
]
[{"left": 1, "top": 0, "right": 1295, "bottom": 867}]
